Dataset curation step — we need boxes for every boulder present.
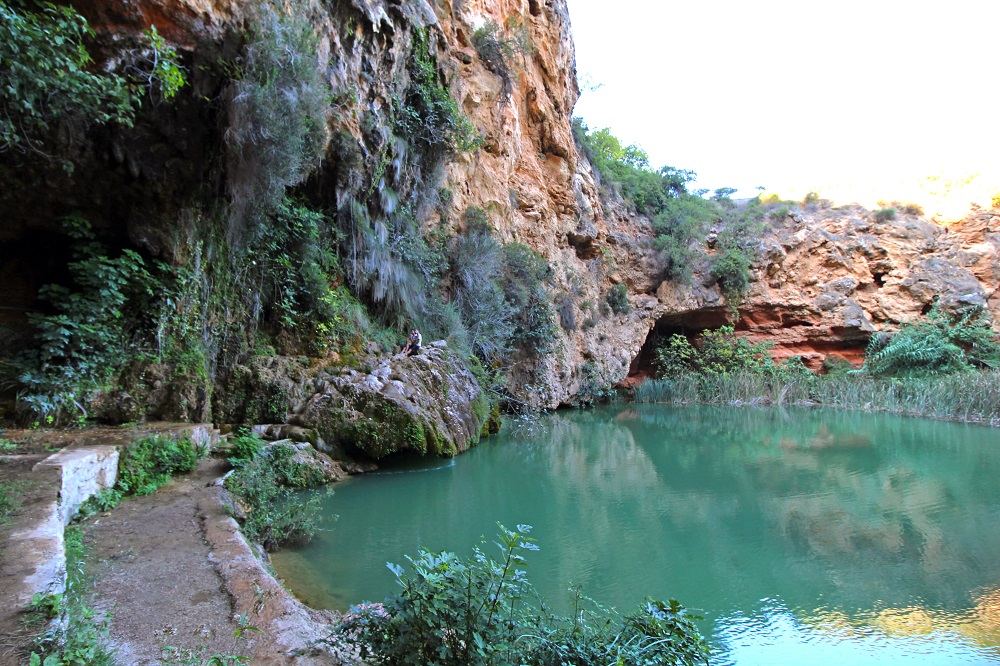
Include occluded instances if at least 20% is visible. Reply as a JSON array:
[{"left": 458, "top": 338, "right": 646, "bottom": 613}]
[{"left": 291, "top": 344, "right": 491, "bottom": 460}]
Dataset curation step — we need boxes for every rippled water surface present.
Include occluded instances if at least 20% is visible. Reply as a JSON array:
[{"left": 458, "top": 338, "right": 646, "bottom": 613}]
[{"left": 273, "top": 405, "right": 1000, "bottom": 664}]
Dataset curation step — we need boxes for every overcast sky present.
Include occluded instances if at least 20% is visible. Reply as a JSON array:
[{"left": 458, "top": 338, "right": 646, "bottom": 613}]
[{"left": 566, "top": 0, "right": 999, "bottom": 208}]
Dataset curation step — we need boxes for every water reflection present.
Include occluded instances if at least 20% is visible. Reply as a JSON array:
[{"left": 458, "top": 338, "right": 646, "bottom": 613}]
[{"left": 275, "top": 405, "right": 1000, "bottom": 664}]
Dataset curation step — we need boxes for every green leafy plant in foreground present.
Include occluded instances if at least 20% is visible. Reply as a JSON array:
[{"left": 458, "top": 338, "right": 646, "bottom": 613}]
[{"left": 329, "top": 524, "right": 709, "bottom": 666}]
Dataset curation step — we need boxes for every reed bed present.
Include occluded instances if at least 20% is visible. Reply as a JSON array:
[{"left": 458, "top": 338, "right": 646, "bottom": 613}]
[{"left": 632, "top": 370, "right": 1000, "bottom": 427}]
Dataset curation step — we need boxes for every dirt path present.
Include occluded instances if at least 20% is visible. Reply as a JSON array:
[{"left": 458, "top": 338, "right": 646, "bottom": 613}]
[{"left": 81, "top": 457, "right": 263, "bottom": 664}]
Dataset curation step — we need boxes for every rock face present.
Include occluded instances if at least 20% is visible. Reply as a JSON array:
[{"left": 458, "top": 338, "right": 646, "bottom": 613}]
[
  {"left": 644, "top": 205, "right": 999, "bottom": 371},
  {"left": 1, "top": 0, "right": 997, "bottom": 419},
  {"left": 292, "top": 343, "right": 493, "bottom": 460}
]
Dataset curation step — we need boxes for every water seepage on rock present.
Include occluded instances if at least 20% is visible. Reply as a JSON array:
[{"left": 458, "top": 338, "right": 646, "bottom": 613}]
[{"left": 290, "top": 343, "right": 493, "bottom": 460}]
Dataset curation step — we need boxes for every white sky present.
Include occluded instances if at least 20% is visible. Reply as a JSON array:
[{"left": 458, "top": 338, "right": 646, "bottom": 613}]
[{"left": 566, "top": 0, "right": 999, "bottom": 210}]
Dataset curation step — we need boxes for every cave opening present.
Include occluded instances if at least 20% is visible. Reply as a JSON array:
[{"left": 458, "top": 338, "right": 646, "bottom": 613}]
[{"left": 628, "top": 307, "right": 732, "bottom": 379}]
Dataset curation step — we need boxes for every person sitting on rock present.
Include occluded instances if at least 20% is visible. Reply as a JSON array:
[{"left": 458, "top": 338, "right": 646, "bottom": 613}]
[{"left": 402, "top": 328, "right": 422, "bottom": 356}]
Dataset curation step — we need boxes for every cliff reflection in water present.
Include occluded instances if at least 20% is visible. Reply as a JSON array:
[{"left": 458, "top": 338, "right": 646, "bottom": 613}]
[{"left": 275, "top": 404, "right": 1000, "bottom": 662}]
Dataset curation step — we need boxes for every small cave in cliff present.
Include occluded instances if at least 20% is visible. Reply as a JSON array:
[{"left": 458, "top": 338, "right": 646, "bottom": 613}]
[{"left": 628, "top": 307, "right": 733, "bottom": 380}]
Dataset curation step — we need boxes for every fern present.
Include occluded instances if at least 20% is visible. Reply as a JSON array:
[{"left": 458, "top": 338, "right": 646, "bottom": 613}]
[{"left": 862, "top": 304, "right": 999, "bottom": 376}]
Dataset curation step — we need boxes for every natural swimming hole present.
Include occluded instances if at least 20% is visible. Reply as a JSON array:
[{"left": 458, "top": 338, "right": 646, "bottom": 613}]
[{"left": 272, "top": 405, "right": 1000, "bottom": 665}]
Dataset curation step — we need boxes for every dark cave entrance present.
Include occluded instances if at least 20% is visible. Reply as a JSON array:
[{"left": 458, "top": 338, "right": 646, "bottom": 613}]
[{"left": 628, "top": 307, "right": 734, "bottom": 379}]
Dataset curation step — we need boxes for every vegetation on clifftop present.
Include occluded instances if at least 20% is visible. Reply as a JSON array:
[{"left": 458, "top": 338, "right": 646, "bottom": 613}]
[{"left": 573, "top": 119, "right": 777, "bottom": 303}]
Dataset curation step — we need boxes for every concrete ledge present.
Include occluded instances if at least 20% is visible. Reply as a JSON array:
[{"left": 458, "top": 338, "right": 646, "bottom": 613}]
[
  {"left": 0, "top": 424, "right": 221, "bottom": 659},
  {"left": 36, "top": 446, "right": 120, "bottom": 527}
]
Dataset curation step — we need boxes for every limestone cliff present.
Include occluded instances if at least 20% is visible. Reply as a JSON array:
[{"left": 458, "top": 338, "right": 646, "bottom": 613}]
[{"left": 1, "top": 0, "right": 997, "bottom": 427}]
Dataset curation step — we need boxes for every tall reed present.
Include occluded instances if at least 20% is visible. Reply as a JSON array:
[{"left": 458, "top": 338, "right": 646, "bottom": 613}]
[{"left": 633, "top": 370, "right": 1000, "bottom": 426}]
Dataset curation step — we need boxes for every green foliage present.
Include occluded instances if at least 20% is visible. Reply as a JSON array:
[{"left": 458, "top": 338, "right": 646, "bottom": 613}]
[
  {"left": 501, "top": 243, "right": 557, "bottom": 354},
  {"left": 605, "top": 283, "right": 631, "bottom": 315},
  {"left": 573, "top": 118, "right": 694, "bottom": 215},
  {"left": 345, "top": 199, "right": 449, "bottom": 340},
  {"left": 116, "top": 434, "right": 199, "bottom": 496},
  {"left": 471, "top": 19, "right": 532, "bottom": 102},
  {"left": 862, "top": 305, "right": 1000, "bottom": 377},
  {"left": 0, "top": 0, "right": 133, "bottom": 155},
  {"left": 19, "top": 216, "right": 152, "bottom": 424},
  {"left": 0, "top": 2, "right": 185, "bottom": 158},
  {"left": 394, "top": 27, "right": 481, "bottom": 153},
  {"left": 224, "top": 444, "right": 327, "bottom": 551},
  {"left": 329, "top": 524, "right": 709, "bottom": 666},
  {"left": 225, "top": 0, "right": 330, "bottom": 232},
  {"left": 653, "top": 326, "right": 801, "bottom": 380},
  {"left": 449, "top": 226, "right": 516, "bottom": 363},
  {"left": 30, "top": 526, "right": 115, "bottom": 666},
  {"left": 227, "top": 434, "right": 263, "bottom": 465},
  {"left": 710, "top": 248, "right": 752, "bottom": 302},
  {"left": 576, "top": 361, "right": 617, "bottom": 406},
  {"left": 652, "top": 196, "right": 717, "bottom": 282},
  {"left": 710, "top": 198, "right": 765, "bottom": 303},
  {"left": 875, "top": 207, "right": 897, "bottom": 222},
  {"left": 768, "top": 204, "right": 791, "bottom": 220},
  {"left": 573, "top": 120, "right": 769, "bottom": 298},
  {"left": 128, "top": 26, "right": 187, "bottom": 100},
  {"left": 75, "top": 487, "right": 123, "bottom": 519},
  {"left": 266, "top": 443, "right": 328, "bottom": 488},
  {"left": 821, "top": 354, "right": 856, "bottom": 376}
]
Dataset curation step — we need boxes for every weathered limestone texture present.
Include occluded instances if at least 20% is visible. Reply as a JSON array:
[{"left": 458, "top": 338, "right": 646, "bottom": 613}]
[{"left": 293, "top": 343, "right": 492, "bottom": 460}]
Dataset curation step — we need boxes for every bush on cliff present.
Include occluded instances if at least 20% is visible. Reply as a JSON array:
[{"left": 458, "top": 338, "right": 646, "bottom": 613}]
[{"left": 329, "top": 524, "right": 710, "bottom": 666}]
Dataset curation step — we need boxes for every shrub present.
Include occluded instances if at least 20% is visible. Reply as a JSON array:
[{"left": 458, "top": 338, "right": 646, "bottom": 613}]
[
  {"left": 862, "top": 305, "right": 1000, "bottom": 377},
  {"left": 29, "top": 526, "right": 115, "bottom": 666},
  {"left": 653, "top": 196, "right": 716, "bottom": 282},
  {"left": 329, "top": 525, "right": 709, "bottom": 666},
  {"left": 654, "top": 326, "right": 780, "bottom": 378},
  {"left": 394, "top": 27, "right": 481, "bottom": 153},
  {"left": 75, "top": 488, "right": 123, "bottom": 519},
  {"left": 768, "top": 205, "right": 791, "bottom": 220},
  {"left": 227, "top": 434, "right": 264, "bottom": 464},
  {"left": 224, "top": 0, "right": 330, "bottom": 235},
  {"left": 116, "top": 434, "right": 199, "bottom": 496},
  {"left": 18, "top": 216, "right": 152, "bottom": 424},
  {"left": 501, "top": 243, "right": 557, "bottom": 354},
  {"left": 875, "top": 207, "right": 897, "bottom": 222},
  {"left": 572, "top": 118, "right": 694, "bottom": 215},
  {"left": 224, "top": 448, "right": 327, "bottom": 551},
  {"left": 605, "top": 283, "right": 631, "bottom": 315},
  {"left": 711, "top": 200, "right": 765, "bottom": 303},
  {"left": 0, "top": 3, "right": 183, "bottom": 157},
  {"left": 471, "top": 19, "right": 532, "bottom": 102},
  {"left": 244, "top": 197, "right": 371, "bottom": 350},
  {"left": 449, "top": 228, "right": 516, "bottom": 363},
  {"left": 711, "top": 247, "right": 752, "bottom": 302}
]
